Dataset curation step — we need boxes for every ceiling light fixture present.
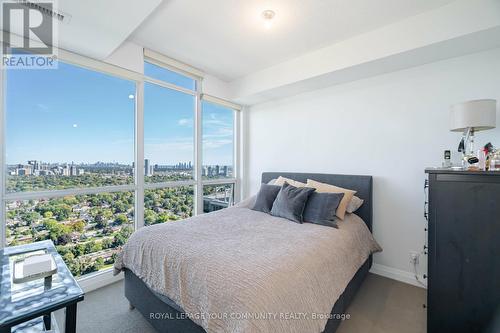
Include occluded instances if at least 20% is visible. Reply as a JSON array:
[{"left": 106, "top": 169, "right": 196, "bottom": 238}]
[{"left": 262, "top": 10, "right": 276, "bottom": 29}]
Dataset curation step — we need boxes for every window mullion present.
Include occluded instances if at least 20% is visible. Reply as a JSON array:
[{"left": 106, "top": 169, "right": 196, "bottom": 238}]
[
  {"left": 201, "top": 179, "right": 237, "bottom": 186},
  {"left": 0, "top": 67, "right": 5, "bottom": 248},
  {"left": 143, "top": 77, "right": 196, "bottom": 96},
  {"left": 135, "top": 81, "right": 145, "bottom": 229},
  {"left": 3, "top": 185, "right": 137, "bottom": 201},
  {"left": 195, "top": 81, "right": 203, "bottom": 215},
  {"left": 144, "top": 180, "right": 196, "bottom": 190},
  {"left": 234, "top": 110, "right": 241, "bottom": 203}
]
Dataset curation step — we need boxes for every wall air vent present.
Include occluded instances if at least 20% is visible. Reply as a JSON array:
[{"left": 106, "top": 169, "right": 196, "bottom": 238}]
[{"left": 16, "top": 0, "right": 71, "bottom": 24}]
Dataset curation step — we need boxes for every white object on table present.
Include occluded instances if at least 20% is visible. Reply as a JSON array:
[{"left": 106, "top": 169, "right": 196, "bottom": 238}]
[
  {"left": 477, "top": 149, "right": 486, "bottom": 170},
  {"left": 23, "top": 254, "right": 53, "bottom": 276}
]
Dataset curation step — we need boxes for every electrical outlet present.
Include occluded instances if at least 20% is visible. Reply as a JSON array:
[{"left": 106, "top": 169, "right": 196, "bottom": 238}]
[{"left": 409, "top": 251, "right": 420, "bottom": 265}]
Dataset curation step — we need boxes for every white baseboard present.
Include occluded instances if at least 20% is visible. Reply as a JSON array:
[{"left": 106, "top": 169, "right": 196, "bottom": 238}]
[
  {"left": 77, "top": 268, "right": 124, "bottom": 293},
  {"left": 370, "top": 263, "right": 427, "bottom": 289}
]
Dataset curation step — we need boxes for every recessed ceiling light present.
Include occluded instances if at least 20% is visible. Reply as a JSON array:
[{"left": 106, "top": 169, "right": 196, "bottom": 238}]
[{"left": 262, "top": 10, "right": 276, "bottom": 29}]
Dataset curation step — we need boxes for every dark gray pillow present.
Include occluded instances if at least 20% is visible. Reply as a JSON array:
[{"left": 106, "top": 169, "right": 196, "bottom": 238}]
[
  {"left": 270, "top": 182, "right": 315, "bottom": 223},
  {"left": 303, "top": 192, "right": 345, "bottom": 228},
  {"left": 251, "top": 184, "right": 281, "bottom": 213}
]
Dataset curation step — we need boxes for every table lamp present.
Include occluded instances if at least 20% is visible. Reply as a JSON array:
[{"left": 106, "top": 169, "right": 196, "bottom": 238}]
[{"left": 450, "top": 99, "right": 497, "bottom": 167}]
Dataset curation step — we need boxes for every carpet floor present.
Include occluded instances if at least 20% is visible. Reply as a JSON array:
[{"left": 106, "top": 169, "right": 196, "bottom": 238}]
[{"left": 55, "top": 273, "right": 426, "bottom": 333}]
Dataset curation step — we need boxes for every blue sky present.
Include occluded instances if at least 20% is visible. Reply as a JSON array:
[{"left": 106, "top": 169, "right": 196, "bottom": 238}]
[{"left": 6, "top": 60, "right": 234, "bottom": 166}]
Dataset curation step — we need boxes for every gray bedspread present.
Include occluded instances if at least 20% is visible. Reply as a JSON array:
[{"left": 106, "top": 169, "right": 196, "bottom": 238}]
[{"left": 114, "top": 202, "right": 381, "bottom": 333}]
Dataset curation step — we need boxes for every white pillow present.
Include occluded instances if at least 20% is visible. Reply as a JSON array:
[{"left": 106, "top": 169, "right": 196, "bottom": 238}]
[
  {"left": 346, "top": 196, "right": 364, "bottom": 213},
  {"left": 267, "top": 178, "right": 277, "bottom": 185},
  {"left": 274, "top": 176, "right": 307, "bottom": 188}
]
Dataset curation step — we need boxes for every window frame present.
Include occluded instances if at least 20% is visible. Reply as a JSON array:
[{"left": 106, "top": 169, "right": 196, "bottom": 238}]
[
  {"left": 1, "top": 52, "right": 140, "bottom": 282},
  {"left": 0, "top": 48, "right": 242, "bottom": 286},
  {"left": 142, "top": 55, "right": 199, "bottom": 220},
  {"left": 199, "top": 97, "right": 240, "bottom": 213}
]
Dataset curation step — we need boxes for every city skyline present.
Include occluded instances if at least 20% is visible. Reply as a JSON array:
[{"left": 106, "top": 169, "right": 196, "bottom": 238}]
[
  {"left": 8, "top": 159, "right": 232, "bottom": 168},
  {"left": 8, "top": 159, "right": 233, "bottom": 176},
  {"left": 6, "top": 60, "right": 234, "bottom": 166}
]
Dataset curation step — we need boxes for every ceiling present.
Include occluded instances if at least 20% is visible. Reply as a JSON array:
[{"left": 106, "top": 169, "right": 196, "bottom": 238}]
[
  {"left": 2, "top": 0, "right": 161, "bottom": 60},
  {"left": 57, "top": 0, "right": 161, "bottom": 59},
  {"left": 131, "top": 0, "right": 457, "bottom": 81}
]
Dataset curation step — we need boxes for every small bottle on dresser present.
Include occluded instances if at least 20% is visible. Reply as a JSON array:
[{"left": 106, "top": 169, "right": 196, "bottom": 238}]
[{"left": 442, "top": 150, "right": 452, "bottom": 168}]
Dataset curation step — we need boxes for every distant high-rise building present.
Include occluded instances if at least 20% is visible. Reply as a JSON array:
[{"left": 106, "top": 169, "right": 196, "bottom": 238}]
[
  {"left": 144, "top": 159, "right": 153, "bottom": 176},
  {"left": 223, "top": 166, "right": 228, "bottom": 177},
  {"left": 215, "top": 165, "right": 220, "bottom": 176},
  {"left": 28, "top": 160, "right": 40, "bottom": 171},
  {"left": 22, "top": 164, "right": 33, "bottom": 175}
]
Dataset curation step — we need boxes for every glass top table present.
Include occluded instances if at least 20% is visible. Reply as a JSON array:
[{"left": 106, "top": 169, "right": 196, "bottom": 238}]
[{"left": 0, "top": 240, "right": 84, "bottom": 333}]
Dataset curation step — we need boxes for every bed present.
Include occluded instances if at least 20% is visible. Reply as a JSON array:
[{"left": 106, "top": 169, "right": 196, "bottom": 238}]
[{"left": 115, "top": 172, "right": 379, "bottom": 333}]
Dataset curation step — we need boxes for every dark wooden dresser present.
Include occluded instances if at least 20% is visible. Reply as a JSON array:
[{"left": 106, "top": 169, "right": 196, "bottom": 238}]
[{"left": 425, "top": 169, "right": 500, "bottom": 333}]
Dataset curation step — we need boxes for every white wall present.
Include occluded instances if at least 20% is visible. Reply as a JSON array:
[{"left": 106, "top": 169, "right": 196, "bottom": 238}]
[
  {"left": 244, "top": 47, "right": 500, "bottom": 284},
  {"left": 104, "top": 41, "right": 233, "bottom": 99}
]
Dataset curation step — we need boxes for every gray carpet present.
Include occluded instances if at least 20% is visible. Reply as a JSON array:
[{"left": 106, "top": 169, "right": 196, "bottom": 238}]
[{"left": 56, "top": 273, "right": 426, "bottom": 333}]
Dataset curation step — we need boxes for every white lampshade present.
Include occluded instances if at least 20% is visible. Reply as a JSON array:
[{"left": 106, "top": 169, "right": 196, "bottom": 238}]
[{"left": 450, "top": 99, "right": 497, "bottom": 132}]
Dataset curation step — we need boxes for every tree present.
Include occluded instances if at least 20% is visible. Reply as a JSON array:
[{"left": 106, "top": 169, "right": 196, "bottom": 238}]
[
  {"left": 7, "top": 210, "right": 17, "bottom": 219},
  {"left": 53, "top": 204, "right": 71, "bottom": 221},
  {"left": 71, "top": 220, "right": 85, "bottom": 233},
  {"left": 112, "top": 226, "right": 132, "bottom": 247},
  {"left": 20, "top": 211, "right": 41, "bottom": 224},
  {"left": 114, "top": 214, "right": 128, "bottom": 225},
  {"left": 73, "top": 243, "right": 86, "bottom": 257},
  {"left": 63, "top": 196, "right": 78, "bottom": 206},
  {"left": 43, "top": 219, "right": 71, "bottom": 245},
  {"left": 57, "top": 245, "right": 70, "bottom": 257},
  {"left": 112, "top": 201, "right": 128, "bottom": 214},
  {"left": 156, "top": 214, "right": 170, "bottom": 224},
  {"left": 57, "top": 233, "right": 72, "bottom": 246},
  {"left": 62, "top": 251, "right": 75, "bottom": 265},
  {"left": 94, "top": 257, "right": 104, "bottom": 271},
  {"left": 94, "top": 213, "right": 107, "bottom": 229},
  {"left": 84, "top": 240, "right": 101, "bottom": 254},
  {"left": 144, "top": 209, "right": 157, "bottom": 226},
  {"left": 101, "top": 238, "right": 113, "bottom": 249}
]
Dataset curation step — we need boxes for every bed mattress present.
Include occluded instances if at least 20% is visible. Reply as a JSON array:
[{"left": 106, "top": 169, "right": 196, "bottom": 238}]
[{"left": 115, "top": 203, "right": 381, "bottom": 333}]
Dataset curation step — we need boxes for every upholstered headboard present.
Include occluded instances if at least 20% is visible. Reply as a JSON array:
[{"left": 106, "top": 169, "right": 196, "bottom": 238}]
[{"left": 261, "top": 172, "right": 373, "bottom": 232}]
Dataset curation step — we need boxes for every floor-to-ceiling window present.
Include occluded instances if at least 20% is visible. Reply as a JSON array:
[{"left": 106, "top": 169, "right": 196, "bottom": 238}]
[
  {"left": 3, "top": 60, "right": 136, "bottom": 277},
  {"left": 201, "top": 99, "right": 238, "bottom": 213},
  {"left": 0, "top": 50, "right": 241, "bottom": 281},
  {"left": 142, "top": 60, "right": 197, "bottom": 224}
]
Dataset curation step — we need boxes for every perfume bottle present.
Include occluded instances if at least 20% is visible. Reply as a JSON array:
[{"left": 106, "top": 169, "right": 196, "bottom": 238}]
[
  {"left": 442, "top": 150, "right": 452, "bottom": 168},
  {"left": 490, "top": 150, "right": 500, "bottom": 171}
]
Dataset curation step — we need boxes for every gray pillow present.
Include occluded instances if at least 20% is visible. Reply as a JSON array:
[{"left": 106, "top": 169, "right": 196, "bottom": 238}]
[
  {"left": 270, "top": 182, "right": 315, "bottom": 223},
  {"left": 251, "top": 184, "right": 281, "bottom": 213},
  {"left": 303, "top": 192, "right": 345, "bottom": 228}
]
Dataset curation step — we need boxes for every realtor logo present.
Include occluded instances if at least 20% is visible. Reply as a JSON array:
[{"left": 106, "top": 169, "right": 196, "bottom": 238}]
[{"left": 2, "top": 1, "right": 57, "bottom": 69}]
